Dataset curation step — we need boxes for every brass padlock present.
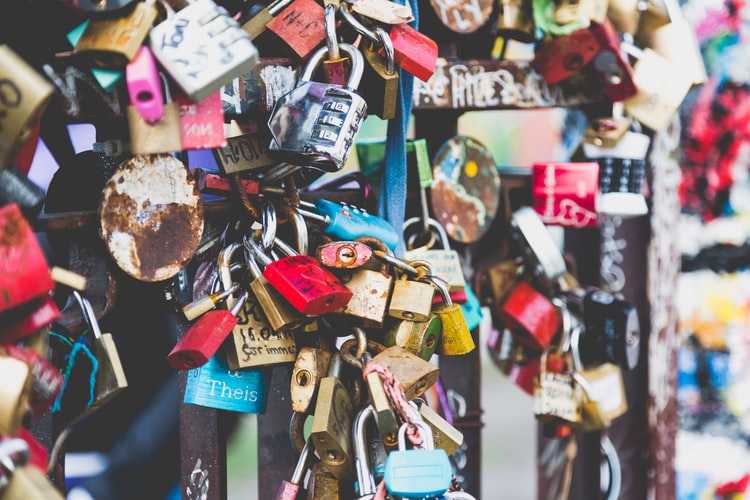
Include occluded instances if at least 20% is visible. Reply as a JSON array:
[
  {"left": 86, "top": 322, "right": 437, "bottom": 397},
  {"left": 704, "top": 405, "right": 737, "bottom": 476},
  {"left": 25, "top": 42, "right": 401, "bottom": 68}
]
[
  {"left": 387, "top": 261, "right": 435, "bottom": 322},
  {"left": 371, "top": 345, "right": 439, "bottom": 400},
  {"left": 403, "top": 217, "right": 466, "bottom": 295},
  {"left": 310, "top": 353, "right": 355, "bottom": 480},
  {"left": 383, "top": 315, "right": 442, "bottom": 361},
  {"left": 359, "top": 26, "right": 399, "bottom": 121},
  {"left": 533, "top": 346, "right": 581, "bottom": 425},
  {"left": 332, "top": 236, "right": 394, "bottom": 328},
  {"left": 360, "top": 343, "right": 400, "bottom": 450},
  {"left": 413, "top": 398, "right": 464, "bottom": 456},
  {"left": 290, "top": 341, "right": 333, "bottom": 414},
  {"left": 75, "top": 0, "right": 158, "bottom": 68},
  {"left": 306, "top": 461, "right": 346, "bottom": 499},
  {"left": 0, "top": 438, "right": 64, "bottom": 500},
  {"left": 0, "top": 46, "right": 54, "bottom": 171},
  {"left": 127, "top": 73, "right": 183, "bottom": 154},
  {"left": 0, "top": 355, "right": 32, "bottom": 436},
  {"left": 425, "top": 275, "right": 475, "bottom": 356}
]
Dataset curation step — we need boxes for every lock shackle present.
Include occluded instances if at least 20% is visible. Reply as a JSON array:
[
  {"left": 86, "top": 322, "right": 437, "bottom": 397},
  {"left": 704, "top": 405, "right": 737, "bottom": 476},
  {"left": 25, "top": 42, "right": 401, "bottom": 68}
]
[
  {"left": 72, "top": 290, "right": 104, "bottom": 340},
  {"left": 339, "top": 337, "right": 386, "bottom": 369},
  {"left": 372, "top": 250, "right": 421, "bottom": 278},
  {"left": 289, "top": 410, "right": 309, "bottom": 456},
  {"left": 299, "top": 43, "right": 365, "bottom": 90},
  {"left": 211, "top": 262, "right": 244, "bottom": 294},
  {"left": 218, "top": 241, "right": 246, "bottom": 297},
  {"left": 258, "top": 200, "right": 277, "bottom": 252},
  {"left": 273, "top": 236, "right": 301, "bottom": 258},
  {"left": 244, "top": 236, "right": 274, "bottom": 268},
  {"left": 404, "top": 217, "right": 451, "bottom": 251},
  {"left": 291, "top": 437, "right": 316, "bottom": 485},
  {"left": 374, "top": 25, "right": 395, "bottom": 75},
  {"left": 339, "top": 3, "right": 379, "bottom": 43},
  {"left": 569, "top": 314, "right": 585, "bottom": 372},
  {"left": 408, "top": 259, "right": 436, "bottom": 280},
  {"left": 280, "top": 204, "right": 309, "bottom": 256},
  {"left": 325, "top": 3, "right": 340, "bottom": 61},
  {"left": 241, "top": 236, "right": 264, "bottom": 280},
  {"left": 353, "top": 405, "right": 378, "bottom": 496},
  {"left": 419, "top": 274, "right": 452, "bottom": 306},
  {"left": 397, "top": 420, "right": 434, "bottom": 450}
]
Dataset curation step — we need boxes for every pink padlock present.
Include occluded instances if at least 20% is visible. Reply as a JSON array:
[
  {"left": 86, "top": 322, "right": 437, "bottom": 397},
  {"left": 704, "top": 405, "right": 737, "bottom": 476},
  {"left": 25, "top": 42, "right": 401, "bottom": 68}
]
[
  {"left": 126, "top": 45, "right": 164, "bottom": 125},
  {"left": 532, "top": 162, "right": 600, "bottom": 228}
]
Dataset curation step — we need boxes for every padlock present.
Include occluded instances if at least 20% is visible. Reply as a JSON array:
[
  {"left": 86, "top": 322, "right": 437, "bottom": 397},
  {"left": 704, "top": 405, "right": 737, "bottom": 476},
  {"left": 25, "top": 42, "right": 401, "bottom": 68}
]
[
  {"left": 426, "top": 275, "right": 476, "bottom": 356},
  {"left": 622, "top": 46, "right": 692, "bottom": 131},
  {"left": 310, "top": 352, "right": 355, "bottom": 480},
  {"left": 245, "top": 236, "right": 353, "bottom": 316},
  {"left": 265, "top": 0, "right": 326, "bottom": 60},
  {"left": 531, "top": 162, "right": 600, "bottom": 228},
  {"left": 413, "top": 399, "right": 464, "bottom": 456},
  {"left": 126, "top": 45, "right": 164, "bottom": 125},
  {"left": 404, "top": 217, "right": 466, "bottom": 295},
  {"left": 317, "top": 240, "right": 374, "bottom": 268},
  {"left": 176, "top": 90, "right": 227, "bottom": 150},
  {"left": 498, "top": 280, "right": 561, "bottom": 352},
  {"left": 359, "top": 26, "right": 398, "bottom": 121},
  {"left": 371, "top": 345, "right": 439, "bottom": 400},
  {"left": 532, "top": 28, "right": 601, "bottom": 85},
  {"left": 167, "top": 289, "right": 249, "bottom": 370},
  {"left": 127, "top": 72, "right": 184, "bottom": 154},
  {"left": 589, "top": 20, "right": 637, "bottom": 102},
  {"left": 182, "top": 283, "right": 239, "bottom": 322},
  {"left": 244, "top": 237, "right": 312, "bottom": 334},
  {"left": 299, "top": 199, "right": 399, "bottom": 251},
  {"left": 71, "top": 291, "right": 129, "bottom": 420},
  {"left": 477, "top": 259, "right": 521, "bottom": 313},
  {"left": 509, "top": 206, "right": 567, "bottom": 289},
  {"left": 291, "top": 341, "right": 333, "bottom": 413},
  {"left": 267, "top": 43, "right": 368, "bottom": 172},
  {"left": 0, "top": 355, "right": 32, "bottom": 436},
  {"left": 183, "top": 352, "right": 269, "bottom": 413},
  {"left": 582, "top": 288, "right": 640, "bottom": 370},
  {"left": 149, "top": 0, "right": 259, "bottom": 102},
  {"left": 1, "top": 344, "right": 62, "bottom": 419},
  {"left": 533, "top": 346, "right": 581, "bottom": 425},
  {"left": 383, "top": 315, "right": 442, "bottom": 361},
  {"left": 275, "top": 436, "right": 315, "bottom": 499},
  {"left": 0, "top": 203, "right": 54, "bottom": 315},
  {"left": 380, "top": 23, "right": 439, "bottom": 82},
  {"left": 0, "top": 438, "right": 64, "bottom": 500},
  {"left": 350, "top": 0, "right": 414, "bottom": 24},
  {"left": 360, "top": 345, "right": 400, "bottom": 449},
  {"left": 384, "top": 421, "right": 452, "bottom": 498},
  {"left": 388, "top": 261, "right": 435, "bottom": 322},
  {"left": 331, "top": 236, "right": 393, "bottom": 328},
  {"left": 74, "top": 0, "right": 158, "bottom": 68}
]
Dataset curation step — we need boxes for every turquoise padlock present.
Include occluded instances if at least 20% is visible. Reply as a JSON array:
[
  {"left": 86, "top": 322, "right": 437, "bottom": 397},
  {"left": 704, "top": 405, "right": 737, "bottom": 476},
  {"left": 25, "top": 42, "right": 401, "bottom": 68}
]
[
  {"left": 298, "top": 199, "right": 399, "bottom": 251},
  {"left": 460, "top": 281, "right": 484, "bottom": 332},
  {"left": 384, "top": 421, "right": 452, "bottom": 498}
]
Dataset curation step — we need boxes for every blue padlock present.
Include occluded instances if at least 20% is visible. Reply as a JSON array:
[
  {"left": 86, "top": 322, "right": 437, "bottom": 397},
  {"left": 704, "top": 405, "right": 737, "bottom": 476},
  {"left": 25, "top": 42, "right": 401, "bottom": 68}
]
[
  {"left": 460, "top": 281, "right": 484, "bottom": 332},
  {"left": 384, "top": 421, "right": 452, "bottom": 498},
  {"left": 298, "top": 199, "right": 399, "bottom": 250}
]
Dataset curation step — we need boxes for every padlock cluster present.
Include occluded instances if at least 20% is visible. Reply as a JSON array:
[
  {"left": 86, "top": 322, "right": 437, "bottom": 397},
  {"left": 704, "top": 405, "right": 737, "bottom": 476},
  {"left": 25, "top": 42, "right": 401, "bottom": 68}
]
[
  {"left": 0, "top": 202, "right": 124, "bottom": 498},
  {"left": 172, "top": 192, "right": 481, "bottom": 498},
  {"left": 482, "top": 206, "right": 639, "bottom": 440}
]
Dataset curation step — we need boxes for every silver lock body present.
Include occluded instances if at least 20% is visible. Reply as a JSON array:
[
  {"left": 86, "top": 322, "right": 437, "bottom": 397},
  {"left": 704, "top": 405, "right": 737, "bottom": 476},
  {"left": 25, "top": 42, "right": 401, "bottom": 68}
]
[
  {"left": 268, "top": 43, "right": 367, "bottom": 172},
  {"left": 149, "top": 0, "right": 258, "bottom": 102}
]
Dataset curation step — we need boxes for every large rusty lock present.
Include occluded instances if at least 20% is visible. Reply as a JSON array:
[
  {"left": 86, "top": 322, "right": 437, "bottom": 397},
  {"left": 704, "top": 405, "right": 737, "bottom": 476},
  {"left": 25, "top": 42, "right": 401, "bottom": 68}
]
[{"left": 267, "top": 43, "right": 368, "bottom": 172}]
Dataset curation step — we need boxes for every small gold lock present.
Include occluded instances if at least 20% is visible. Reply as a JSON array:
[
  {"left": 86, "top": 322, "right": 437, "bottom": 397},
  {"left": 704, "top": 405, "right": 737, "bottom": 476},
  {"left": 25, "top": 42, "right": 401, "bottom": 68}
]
[
  {"left": 413, "top": 398, "right": 464, "bottom": 456},
  {"left": 387, "top": 261, "right": 435, "bottom": 322},
  {"left": 371, "top": 345, "right": 439, "bottom": 400},
  {"left": 291, "top": 344, "right": 333, "bottom": 414}
]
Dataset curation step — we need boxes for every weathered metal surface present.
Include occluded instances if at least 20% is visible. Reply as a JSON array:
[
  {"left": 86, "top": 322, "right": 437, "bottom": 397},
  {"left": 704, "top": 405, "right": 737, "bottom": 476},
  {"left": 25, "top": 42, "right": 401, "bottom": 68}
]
[{"left": 98, "top": 154, "right": 204, "bottom": 282}]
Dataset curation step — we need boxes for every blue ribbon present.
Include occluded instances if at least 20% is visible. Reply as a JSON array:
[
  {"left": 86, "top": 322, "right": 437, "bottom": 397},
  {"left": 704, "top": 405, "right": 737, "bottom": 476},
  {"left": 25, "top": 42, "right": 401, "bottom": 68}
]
[{"left": 378, "top": 0, "right": 419, "bottom": 258}]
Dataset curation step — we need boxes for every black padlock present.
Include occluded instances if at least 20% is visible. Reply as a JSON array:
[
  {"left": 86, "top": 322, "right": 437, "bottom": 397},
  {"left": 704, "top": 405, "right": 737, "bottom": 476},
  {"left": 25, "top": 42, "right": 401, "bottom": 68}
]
[
  {"left": 581, "top": 288, "right": 640, "bottom": 370},
  {"left": 0, "top": 165, "right": 46, "bottom": 219}
]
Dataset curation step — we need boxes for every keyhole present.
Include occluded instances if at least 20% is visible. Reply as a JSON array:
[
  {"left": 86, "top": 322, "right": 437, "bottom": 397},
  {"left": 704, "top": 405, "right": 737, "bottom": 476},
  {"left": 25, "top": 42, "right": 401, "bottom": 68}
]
[
  {"left": 137, "top": 90, "right": 154, "bottom": 103},
  {"left": 425, "top": 334, "right": 437, "bottom": 349},
  {"left": 295, "top": 369, "right": 312, "bottom": 387},
  {"left": 336, "top": 245, "right": 357, "bottom": 265}
]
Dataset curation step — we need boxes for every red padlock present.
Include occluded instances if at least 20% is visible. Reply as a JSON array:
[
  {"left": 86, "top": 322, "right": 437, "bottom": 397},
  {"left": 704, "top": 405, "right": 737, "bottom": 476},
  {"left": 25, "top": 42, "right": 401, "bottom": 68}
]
[
  {"left": 265, "top": 0, "right": 326, "bottom": 60},
  {"left": 0, "top": 296, "right": 61, "bottom": 345},
  {"left": 2, "top": 344, "right": 62, "bottom": 418},
  {"left": 381, "top": 23, "right": 439, "bottom": 82},
  {"left": 246, "top": 238, "right": 353, "bottom": 316},
  {"left": 167, "top": 291, "right": 249, "bottom": 370},
  {"left": 532, "top": 28, "right": 601, "bottom": 85},
  {"left": 531, "top": 162, "right": 600, "bottom": 228},
  {"left": 506, "top": 350, "right": 567, "bottom": 395},
  {"left": 589, "top": 20, "right": 637, "bottom": 101},
  {"left": 497, "top": 281, "right": 561, "bottom": 352},
  {"left": 15, "top": 427, "right": 49, "bottom": 472},
  {"left": 0, "top": 203, "right": 54, "bottom": 314}
]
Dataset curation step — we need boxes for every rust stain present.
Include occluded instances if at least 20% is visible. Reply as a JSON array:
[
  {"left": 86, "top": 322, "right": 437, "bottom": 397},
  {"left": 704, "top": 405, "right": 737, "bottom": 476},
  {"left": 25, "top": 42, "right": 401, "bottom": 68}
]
[{"left": 99, "top": 154, "right": 204, "bottom": 282}]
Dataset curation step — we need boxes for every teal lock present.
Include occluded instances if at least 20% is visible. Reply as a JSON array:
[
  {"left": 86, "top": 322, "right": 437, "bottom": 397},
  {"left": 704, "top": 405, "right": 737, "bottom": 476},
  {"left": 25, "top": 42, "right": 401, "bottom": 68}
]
[
  {"left": 384, "top": 421, "right": 452, "bottom": 498},
  {"left": 183, "top": 353, "right": 269, "bottom": 413},
  {"left": 298, "top": 199, "right": 399, "bottom": 251},
  {"left": 460, "top": 281, "right": 484, "bottom": 332}
]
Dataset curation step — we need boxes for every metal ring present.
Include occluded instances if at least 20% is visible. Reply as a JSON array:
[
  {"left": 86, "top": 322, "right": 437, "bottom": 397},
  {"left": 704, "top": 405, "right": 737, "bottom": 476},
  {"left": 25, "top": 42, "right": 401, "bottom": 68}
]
[
  {"left": 260, "top": 201, "right": 277, "bottom": 252},
  {"left": 374, "top": 26, "right": 395, "bottom": 75}
]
